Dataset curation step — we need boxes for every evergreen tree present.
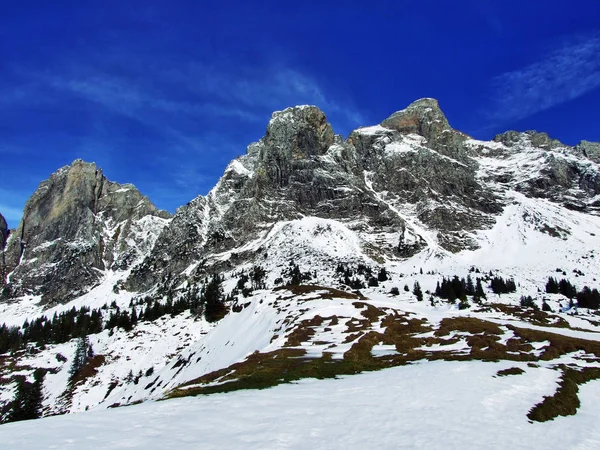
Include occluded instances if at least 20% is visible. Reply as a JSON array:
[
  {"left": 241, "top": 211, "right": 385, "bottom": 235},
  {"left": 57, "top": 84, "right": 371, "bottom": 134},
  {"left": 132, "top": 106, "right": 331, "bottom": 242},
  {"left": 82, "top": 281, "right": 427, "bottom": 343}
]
[
  {"left": 475, "top": 278, "right": 486, "bottom": 299},
  {"left": 204, "top": 274, "right": 227, "bottom": 322},
  {"left": 545, "top": 277, "right": 559, "bottom": 294},
  {"left": 413, "top": 281, "right": 423, "bottom": 301},
  {"left": 249, "top": 265, "right": 267, "bottom": 290},
  {"left": 8, "top": 370, "right": 44, "bottom": 422},
  {"left": 466, "top": 275, "right": 475, "bottom": 296},
  {"left": 558, "top": 279, "right": 577, "bottom": 299},
  {"left": 576, "top": 286, "right": 600, "bottom": 309},
  {"left": 377, "top": 268, "right": 389, "bottom": 282},
  {"left": 69, "top": 336, "right": 92, "bottom": 382}
]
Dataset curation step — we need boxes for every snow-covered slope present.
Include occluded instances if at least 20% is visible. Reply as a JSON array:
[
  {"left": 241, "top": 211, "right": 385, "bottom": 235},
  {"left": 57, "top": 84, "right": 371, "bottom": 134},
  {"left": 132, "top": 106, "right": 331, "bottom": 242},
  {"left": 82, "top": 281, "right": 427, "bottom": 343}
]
[{"left": 3, "top": 359, "right": 600, "bottom": 450}]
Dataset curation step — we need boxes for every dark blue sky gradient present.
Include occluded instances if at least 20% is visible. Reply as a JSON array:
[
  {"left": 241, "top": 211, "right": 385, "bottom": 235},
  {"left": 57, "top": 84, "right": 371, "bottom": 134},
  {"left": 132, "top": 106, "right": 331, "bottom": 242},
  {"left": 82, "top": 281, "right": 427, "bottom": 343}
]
[{"left": 1, "top": 0, "right": 599, "bottom": 226}]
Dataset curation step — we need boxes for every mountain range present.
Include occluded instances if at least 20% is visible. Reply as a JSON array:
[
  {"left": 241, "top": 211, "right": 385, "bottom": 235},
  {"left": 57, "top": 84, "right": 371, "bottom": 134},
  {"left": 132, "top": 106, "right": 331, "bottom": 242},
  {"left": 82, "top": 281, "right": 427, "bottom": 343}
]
[{"left": 1, "top": 98, "right": 600, "bottom": 447}]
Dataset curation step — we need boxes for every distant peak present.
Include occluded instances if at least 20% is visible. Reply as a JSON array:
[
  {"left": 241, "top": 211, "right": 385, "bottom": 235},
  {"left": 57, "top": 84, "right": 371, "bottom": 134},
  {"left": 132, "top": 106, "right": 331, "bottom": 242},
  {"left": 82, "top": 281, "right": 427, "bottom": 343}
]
[
  {"left": 380, "top": 98, "right": 450, "bottom": 140},
  {"left": 407, "top": 97, "right": 441, "bottom": 108},
  {"left": 268, "top": 105, "right": 326, "bottom": 126},
  {"left": 262, "top": 105, "right": 334, "bottom": 159}
]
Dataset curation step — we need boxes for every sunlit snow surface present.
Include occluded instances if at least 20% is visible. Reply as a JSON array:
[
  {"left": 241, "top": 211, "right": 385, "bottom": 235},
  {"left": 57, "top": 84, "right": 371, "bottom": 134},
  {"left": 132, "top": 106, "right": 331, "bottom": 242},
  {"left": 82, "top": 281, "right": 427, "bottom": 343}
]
[{"left": 1, "top": 360, "right": 600, "bottom": 449}]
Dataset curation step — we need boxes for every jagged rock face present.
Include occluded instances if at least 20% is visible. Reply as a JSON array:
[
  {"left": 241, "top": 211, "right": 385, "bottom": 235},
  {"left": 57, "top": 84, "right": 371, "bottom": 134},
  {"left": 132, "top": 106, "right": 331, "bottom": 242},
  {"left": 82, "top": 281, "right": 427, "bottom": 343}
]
[
  {"left": 3, "top": 160, "right": 170, "bottom": 303},
  {"left": 486, "top": 131, "right": 600, "bottom": 208},
  {"left": 127, "top": 106, "right": 407, "bottom": 292},
  {"left": 348, "top": 100, "right": 501, "bottom": 251},
  {"left": 127, "top": 100, "right": 600, "bottom": 291},
  {"left": 577, "top": 140, "right": 600, "bottom": 164},
  {"left": 0, "top": 212, "right": 7, "bottom": 251}
]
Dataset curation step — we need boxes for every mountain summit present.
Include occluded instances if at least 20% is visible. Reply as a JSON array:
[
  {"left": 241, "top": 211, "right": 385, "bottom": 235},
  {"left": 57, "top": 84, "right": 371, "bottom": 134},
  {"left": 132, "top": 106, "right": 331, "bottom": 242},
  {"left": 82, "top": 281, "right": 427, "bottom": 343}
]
[{"left": 2, "top": 159, "right": 170, "bottom": 303}]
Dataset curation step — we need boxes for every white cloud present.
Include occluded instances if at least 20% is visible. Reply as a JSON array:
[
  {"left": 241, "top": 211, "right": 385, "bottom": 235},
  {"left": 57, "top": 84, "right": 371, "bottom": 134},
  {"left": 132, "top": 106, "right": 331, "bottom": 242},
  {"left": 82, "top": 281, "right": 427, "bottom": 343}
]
[{"left": 489, "top": 33, "right": 600, "bottom": 123}]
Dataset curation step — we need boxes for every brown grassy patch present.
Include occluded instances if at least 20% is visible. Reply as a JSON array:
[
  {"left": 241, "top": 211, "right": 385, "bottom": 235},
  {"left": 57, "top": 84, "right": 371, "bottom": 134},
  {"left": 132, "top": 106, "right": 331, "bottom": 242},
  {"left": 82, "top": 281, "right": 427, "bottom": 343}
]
[
  {"left": 345, "top": 315, "right": 373, "bottom": 333},
  {"left": 528, "top": 366, "right": 600, "bottom": 422},
  {"left": 71, "top": 355, "right": 106, "bottom": 387},
  {"left": 165, "top": 311, "right": 600, "bottom": 427},
  {"left": 284, "top": 315, "right": 324, "bottom": 347},
  {"left": 489, "top": 304, "right": 570, "bottom": 328},
  {"left": 352, "top": 302, "right": 385, "bottom": 322},
  {"left": 435, "top": 317, "right": 503, "bottom": 337},
  {"left": 343, "top": 332, "right": 363, "bottom": 343},
  {"left": 343, "top": 332, "right": 383, "bottom": 363},
  {"left": 509, "top": 326, "right": 600, "bottom": 361},
  {"left": 497, "top": 367, "right": 525, "bottom": 377}
]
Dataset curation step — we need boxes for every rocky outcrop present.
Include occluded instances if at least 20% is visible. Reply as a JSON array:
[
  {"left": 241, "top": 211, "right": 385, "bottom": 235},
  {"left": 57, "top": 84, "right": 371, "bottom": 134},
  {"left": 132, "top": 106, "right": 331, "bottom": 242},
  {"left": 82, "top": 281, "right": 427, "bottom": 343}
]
[
  {"left": 126, "top": 100, "right": 600, "bottom": 292},
  {"left": 126, "top": 106, "right": 407, "bottom": 292},
  {"left": 487, "top": 131, "right": 600, "bottom": 206},
  {"left": 577, "top": 140, "right": 600, "bottom": 164},
  {"left": 0, "top": 212, "right": 7, "bottom": 251},
  {"left": 3, "top": 160, "right": 170, "bottom": 303},
  {"left": 0, "top": 212, "right": 7, "bottom": 286}
]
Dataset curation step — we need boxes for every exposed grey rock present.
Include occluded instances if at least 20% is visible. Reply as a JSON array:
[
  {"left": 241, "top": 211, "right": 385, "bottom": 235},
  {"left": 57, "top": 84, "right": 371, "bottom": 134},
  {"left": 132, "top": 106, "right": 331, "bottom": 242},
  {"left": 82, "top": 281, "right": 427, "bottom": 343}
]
[
  {"left": 381, "top": 98, "right": 451, "bottom": 142},
  {"left": 0, "top": 212, "right": 8, "bottom": 286},
  {"left": 577, "top": 140, "right": 600, "bottom": 164},
  {"left": 127, "top": 106, "right": 408, "bottom": 292},
  {"left": 0, "top": 212, "right": 7, "bottom": 251},
  {"left": 494, "top": 130, "right": 565, "bottom": 150},
  {"left": 3, "top": 160, "right": 170, "bottom": 303}
]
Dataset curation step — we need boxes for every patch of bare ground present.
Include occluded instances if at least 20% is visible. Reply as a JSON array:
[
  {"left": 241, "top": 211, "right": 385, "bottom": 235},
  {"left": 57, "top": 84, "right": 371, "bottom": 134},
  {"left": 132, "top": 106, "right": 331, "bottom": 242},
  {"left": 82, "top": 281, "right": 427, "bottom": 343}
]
[
  {"left": 485, "top": 304, "right": 570, "bottom": 328},
  {"left": 528, "top": 365, "right": 600, "bottom": 422},
  {"left": 167, "top": 312, "right": 600, "bottom": 424},
  {"left": 496, "top": 367, "right": 525, "bottom": 377}
]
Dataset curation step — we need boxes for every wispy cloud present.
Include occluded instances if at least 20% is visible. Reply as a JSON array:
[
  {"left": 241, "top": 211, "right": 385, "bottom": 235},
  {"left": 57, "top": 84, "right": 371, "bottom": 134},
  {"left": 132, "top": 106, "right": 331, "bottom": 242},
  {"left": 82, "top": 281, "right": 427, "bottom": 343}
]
[
  {"left": 0, "top": 57, "right": 366, "bottom": 210},
  {"left": 489, "top": 33, "right": 600, "bottom": 123}
]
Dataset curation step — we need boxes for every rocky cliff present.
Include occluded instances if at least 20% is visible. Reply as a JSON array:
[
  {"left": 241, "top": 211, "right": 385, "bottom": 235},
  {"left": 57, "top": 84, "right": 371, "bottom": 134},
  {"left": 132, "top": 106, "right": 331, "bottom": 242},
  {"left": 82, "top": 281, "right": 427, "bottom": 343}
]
[
  {"left": 0, "top": 212, "right": 7, "bottom": 250},
  {"left": 126, "top": 99, "right": 600, "bottom": 293},
  {"left": 2, "top": 160, "right": 170, "bottom": 303}
]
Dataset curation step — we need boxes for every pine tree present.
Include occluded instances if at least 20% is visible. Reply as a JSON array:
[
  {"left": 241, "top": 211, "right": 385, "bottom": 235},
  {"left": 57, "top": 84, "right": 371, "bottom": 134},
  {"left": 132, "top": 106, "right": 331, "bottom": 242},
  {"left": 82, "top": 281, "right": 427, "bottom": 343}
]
[
  {"left": 475, "top": 278, "right": 486, "bottom": 299},
  {"left": 377, "top": 267, "right": 389, "bottom": 282},
  {"left": 69, "top": 336, "right": 92, "bottom": 382},
  {"left": 466, "top": 275, "right": 475, "bottom": 296},
  {"left": 249, "top": 265, "right": 267, "bottom": 290},
  {"left": 204, "top": 274, "right": 227, "bottom": 322},
  {"left": 545, "top": 277, "right": 559, "bottom": 294},
  {"left": 7, "top": 370, "right": 44, "bottom": 422},
  {"left": 413, "top": 281, "right": 423, "bottom": 301}
]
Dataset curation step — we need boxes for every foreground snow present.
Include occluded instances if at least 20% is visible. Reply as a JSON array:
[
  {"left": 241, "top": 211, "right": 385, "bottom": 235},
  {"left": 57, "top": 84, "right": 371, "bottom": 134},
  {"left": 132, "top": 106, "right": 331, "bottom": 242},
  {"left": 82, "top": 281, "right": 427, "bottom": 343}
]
[{"left": 1, "top": 360, "right": 600, "bottom": 449}]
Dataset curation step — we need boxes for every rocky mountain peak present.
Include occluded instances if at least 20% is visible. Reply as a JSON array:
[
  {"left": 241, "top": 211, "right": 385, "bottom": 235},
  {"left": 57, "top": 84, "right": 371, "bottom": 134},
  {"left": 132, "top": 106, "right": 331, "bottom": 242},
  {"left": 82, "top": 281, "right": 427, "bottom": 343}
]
[
  {"left": 380, "top": 98, "right": 451, "bottom": 142},
  {"left": 264, "top": 105, "right": 335, "bottom": 159},
  {"left": 2, "top": 160, "right": 170, "bottom": 302}
]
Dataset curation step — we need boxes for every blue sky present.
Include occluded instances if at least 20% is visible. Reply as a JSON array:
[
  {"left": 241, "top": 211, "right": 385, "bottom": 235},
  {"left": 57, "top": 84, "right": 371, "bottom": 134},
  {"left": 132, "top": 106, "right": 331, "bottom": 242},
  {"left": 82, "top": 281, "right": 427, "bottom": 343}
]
[{"left": 1, "top": 0, "right": 599, "bottom": 227}]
